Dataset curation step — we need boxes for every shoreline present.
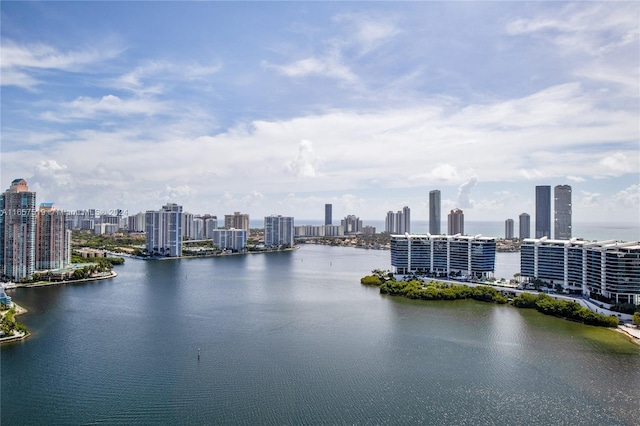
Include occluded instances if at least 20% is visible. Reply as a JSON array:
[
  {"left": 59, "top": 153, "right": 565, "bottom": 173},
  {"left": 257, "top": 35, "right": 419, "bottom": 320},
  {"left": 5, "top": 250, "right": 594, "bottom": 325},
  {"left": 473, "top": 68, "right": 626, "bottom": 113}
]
[
  {"left": 15, "top": 270, "right": 118, "bottom": 288},
  {"left": 0, "top": 303, "right": 30, "bottom": 345},
  {"left": 615, "top": 325, "right": 640, "bottom": 345},
  {"left": 146, "top": 245, "right": 299, "bottom": 261}
]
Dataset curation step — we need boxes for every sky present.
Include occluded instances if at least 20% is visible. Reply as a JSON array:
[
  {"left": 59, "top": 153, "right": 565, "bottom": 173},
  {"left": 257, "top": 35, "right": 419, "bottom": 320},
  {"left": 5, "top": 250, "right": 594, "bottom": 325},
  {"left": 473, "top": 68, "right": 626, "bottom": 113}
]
[{"left": 1, "top": 1, "right": 638, "bottom": 224}]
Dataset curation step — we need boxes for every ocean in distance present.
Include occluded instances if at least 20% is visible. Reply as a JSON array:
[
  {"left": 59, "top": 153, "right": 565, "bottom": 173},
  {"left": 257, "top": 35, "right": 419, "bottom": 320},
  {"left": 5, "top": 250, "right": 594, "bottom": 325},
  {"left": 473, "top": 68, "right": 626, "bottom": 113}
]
[
  {"left": 287, "top": 220, "right": 640, "bottom": 243},
  {"left": 2, "top": 245, "right": 640, "bottom": 425}
]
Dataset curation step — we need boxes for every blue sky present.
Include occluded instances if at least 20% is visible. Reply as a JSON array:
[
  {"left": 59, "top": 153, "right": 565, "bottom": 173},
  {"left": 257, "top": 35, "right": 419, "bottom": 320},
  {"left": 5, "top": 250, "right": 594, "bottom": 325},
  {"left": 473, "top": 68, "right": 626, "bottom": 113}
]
[{"left": 1, "top": 1, "right": 638, "bottom": 225}]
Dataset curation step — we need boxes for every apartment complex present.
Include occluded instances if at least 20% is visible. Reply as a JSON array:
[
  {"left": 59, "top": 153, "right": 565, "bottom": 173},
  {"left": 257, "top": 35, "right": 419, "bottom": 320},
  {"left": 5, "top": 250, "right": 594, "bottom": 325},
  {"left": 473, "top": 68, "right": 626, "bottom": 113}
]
[
  {"left": 390, "top": 234, "right": 496, "bottom": 279},
  {"left": 341, "top": 215, "right": 363, "bottom": 235},
  {"left": 145, "top": 203, "right": 183, "bottom": 257},
  {"left": 519, "top": 213, "right": 530, "bottom": 239},
  {"left": 36, "top": 203, "right": 70, "bottom": 270},
  {"left": 224, "top": 212, "right": 249, "bottom": 232},
  {"left": 264, "top": 215, "right": 294, "bottom": 248},
  {"left": 447, "top": 208, "right": 464, "bottom": 235},
  {"left": 385, "top": 206, "right": 410, "bottom": 234},
  {"left": 505, "top": 219, "right": 514, "bottom": 240},
  {"left": 1, "top": 179, "right": 37, "bottom": 281},
  {"left": 211, "top": 229, "right": 246, "bottom": 252},
  {"left": 521, "top": 237, "right": 640, "bottom": 304}
]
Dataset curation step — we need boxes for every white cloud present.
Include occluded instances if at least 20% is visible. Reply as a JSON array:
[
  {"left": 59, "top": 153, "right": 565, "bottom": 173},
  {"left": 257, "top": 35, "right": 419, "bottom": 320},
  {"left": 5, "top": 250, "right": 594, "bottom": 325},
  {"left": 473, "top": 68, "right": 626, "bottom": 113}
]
[
  {"left": 599, "top": 152, "right": 633, "bottom": 177},
  {"left": 457, "top": 177, "right": 477, "bottom": 208},
  {"left": 284, "top": 140, "right": 321, "bottom": 178},
  {"left": 1, "top": 40, "right": 122, "bottom": 90},
  {"left": 611, "top": 185, "right": 639, "bottom": 209},
  {"left": 40, "top": 94, "right": 169, "bottom": 122},
  {"left": 263, "top": 52, "right": 358, "bottom": 83}
]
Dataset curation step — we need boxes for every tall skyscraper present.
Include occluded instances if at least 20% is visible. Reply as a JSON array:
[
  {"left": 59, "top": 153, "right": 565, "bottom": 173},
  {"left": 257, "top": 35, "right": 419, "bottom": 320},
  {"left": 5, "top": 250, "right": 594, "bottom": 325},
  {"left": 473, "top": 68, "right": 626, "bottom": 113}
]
[
  {"left": 448, "top": 208, "right": 464, "bottom": 235},
  {"left": 224, "top": 212, "right": 250, "bottom": 232},
  {"left": 519, "top": 213, "right": 531, "bottom": 239},
  {"left": 535, "top": 185, "right": 551, "bottom": 239},
  {"left": 145, "top": 203, "right": 183, "bottom": 257},
  {"left": 324, "top": 204, "right": 332, "bottom": 226},
  {"left": 264, "top": 215, "right": 294, "bottom": 247},
  {"left": 554, "top": 185, "right": 572, "bottom": 240},
  {"left": 429, "top": 190, "right": 441, "bottom": 234},
  {"left": 1, "top": 179, "right": 37, "bottom": 281},
  {"left": 505, "top": 219, "right": 514, "bottom": 239},
  {"left": 36, "top": 203, "right": 69, "bottom": 270},
  {"left": 385, "top": 206, "right": 410, "bottom": 234}
]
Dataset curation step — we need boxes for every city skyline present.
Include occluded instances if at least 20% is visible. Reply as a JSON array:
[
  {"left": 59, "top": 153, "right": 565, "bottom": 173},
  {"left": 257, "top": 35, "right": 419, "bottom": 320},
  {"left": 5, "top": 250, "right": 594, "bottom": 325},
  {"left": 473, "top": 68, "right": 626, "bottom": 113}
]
[{"left": 1, "top": 2, "right": 638, "bottom": 223}]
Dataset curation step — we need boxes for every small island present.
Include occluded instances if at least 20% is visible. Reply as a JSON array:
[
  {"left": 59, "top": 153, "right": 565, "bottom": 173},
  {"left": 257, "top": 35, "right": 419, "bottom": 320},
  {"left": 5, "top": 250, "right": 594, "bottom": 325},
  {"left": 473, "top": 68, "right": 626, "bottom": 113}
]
[{"left": 361, "top": 270, "right": 621, "bottom": 328}]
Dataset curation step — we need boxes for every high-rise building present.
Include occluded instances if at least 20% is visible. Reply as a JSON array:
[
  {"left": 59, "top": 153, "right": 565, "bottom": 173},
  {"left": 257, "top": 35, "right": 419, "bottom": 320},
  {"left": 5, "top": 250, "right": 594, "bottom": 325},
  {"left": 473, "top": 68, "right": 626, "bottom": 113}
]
[
  {"left": 447, "top": 208, "right": 464, "bottom": 235},
  {"left": 535, "top": 185, "right": 551, "bottom": 239},
  {"left": 429, "top": 190, "right": 441, "bottom": 234},
  {"left": 519, "top": 213, "right": 530, "bottom": 239},
  {"left": 182, "top": 212, "right": 194, "bottom": 240},
  {"left": 325, "top": 204, "right": 332, "bottom": 226},
  {"left": 341, "top": 215, "right": 363, "bottom": 234},
  {"left": 264, "top": 215, "right": 294, "bottom": 248},
  {"left": 211, "top": 229, "right": 246, "bottom": 252},
  {"left": 385, "top": 207, "right": 411, "bottom": 234},
  {"left": 127, "top": 212, "right": 147, "bottom": 233},
  {"left": 1, "top": 179, "right": 37, "bottom": 281},
  {"left": 554, "top": 185, "right": 572, "bottom": 240},
  {"left": 505, "top": 219, "right": 514, "bottom": 240},
  {"left": 224, "top": 212, "right": 249, "bottom": 232},
  {"left": 145, "top": 203, "right": 183, "bottom": 257},
  {"left": 36, "top": 203, "right": 69, "bottom": 270},
  {"left": 204, "top": 217, "right": 218, "bottom": 238}
]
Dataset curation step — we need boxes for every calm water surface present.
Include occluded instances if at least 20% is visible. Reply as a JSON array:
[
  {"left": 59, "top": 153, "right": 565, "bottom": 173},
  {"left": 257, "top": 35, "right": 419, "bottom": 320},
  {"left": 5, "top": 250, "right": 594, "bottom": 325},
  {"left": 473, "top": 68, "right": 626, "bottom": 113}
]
[{"left": 2, "top": 245, "right": 639, "bottom": 425}]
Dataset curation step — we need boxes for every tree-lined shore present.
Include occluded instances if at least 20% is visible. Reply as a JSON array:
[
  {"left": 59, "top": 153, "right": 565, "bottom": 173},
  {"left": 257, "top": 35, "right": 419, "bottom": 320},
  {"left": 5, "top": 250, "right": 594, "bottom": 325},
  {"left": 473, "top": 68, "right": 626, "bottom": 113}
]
[{"left": 361, "top": 271, "right": 622, "bottom": 328}]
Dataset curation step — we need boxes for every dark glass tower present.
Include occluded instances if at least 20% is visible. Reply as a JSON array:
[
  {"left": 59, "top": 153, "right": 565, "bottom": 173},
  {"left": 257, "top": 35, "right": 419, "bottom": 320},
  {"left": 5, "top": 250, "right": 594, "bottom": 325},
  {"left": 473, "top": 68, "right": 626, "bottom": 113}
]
[
  {"left": 324, "top": 204, "right": 332, "bottom": 226},
  {"left": 429, "top": 190, "right": 441, "bottom": 234},
  {"left": 535, "top": 186, "right": 551, "bottom": 238}
]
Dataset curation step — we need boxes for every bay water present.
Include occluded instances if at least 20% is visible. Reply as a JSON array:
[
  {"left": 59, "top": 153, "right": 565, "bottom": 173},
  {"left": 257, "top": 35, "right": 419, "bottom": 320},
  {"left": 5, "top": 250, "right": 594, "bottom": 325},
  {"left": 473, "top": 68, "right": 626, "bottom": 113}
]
[{"left": 2, "top": 244, "right": 639, "bottom": 425}]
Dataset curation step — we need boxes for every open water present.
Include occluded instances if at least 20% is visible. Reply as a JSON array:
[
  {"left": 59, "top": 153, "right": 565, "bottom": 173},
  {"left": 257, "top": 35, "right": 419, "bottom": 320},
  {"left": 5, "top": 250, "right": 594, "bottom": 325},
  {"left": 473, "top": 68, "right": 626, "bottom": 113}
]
[{"left": 2, "top": 245, "right": 639, "bottom": 425}]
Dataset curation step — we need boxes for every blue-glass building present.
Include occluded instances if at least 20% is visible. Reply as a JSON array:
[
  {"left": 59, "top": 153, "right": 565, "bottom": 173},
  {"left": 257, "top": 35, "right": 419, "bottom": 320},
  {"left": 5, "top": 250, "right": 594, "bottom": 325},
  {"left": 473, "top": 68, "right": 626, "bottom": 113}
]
[
  {"left": 521, "top": 237, "right": 640, "bottom": 304},
  {"left": 390, "top": 234, "right": 496, "bottom": 279}
]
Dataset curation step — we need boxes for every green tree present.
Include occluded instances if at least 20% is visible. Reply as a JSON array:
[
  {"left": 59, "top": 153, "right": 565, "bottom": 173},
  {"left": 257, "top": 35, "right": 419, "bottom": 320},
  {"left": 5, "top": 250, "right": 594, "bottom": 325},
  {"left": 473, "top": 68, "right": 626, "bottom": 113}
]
[{"left": 633, "top": 311, "right": 640, "bottom": 327}]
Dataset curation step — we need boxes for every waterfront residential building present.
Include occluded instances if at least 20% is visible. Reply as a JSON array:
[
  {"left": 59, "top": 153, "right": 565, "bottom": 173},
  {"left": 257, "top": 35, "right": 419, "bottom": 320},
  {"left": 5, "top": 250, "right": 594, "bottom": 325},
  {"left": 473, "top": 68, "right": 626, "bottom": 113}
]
[
  {"left": 505, "top": 219, "right": 514, "bottom": 240},
  {"left": 127, "top": 212, "right": 147, "bottom": 233},
  {"left": 535, "top": 185, "right": 551, "bottom": 238},
  {"left": 429, "top": 190, "right": 441, "bottom": 235},
  {"left": 554, "top": 185, "right": 572, "bottom": 240},
  {"left": 36, "top": 203, "right": 69, "bottom": 270},
  {"left": 264, "top": 215, "right": 294, "bottom": 248},
  {"left": 211, "top": 228, "right": 246, "bottom": 252},
  {"left": 385, "top": 207, "right": 410, "bottom": 234},
  {"left": 295, "top": 224, "right": 345, "bottom": 237},
  {"left": 1, "top": 179, "right": 37, "bottom": 281},
  {"left": 192, "top": 217, "right": 204, "bottom": 240},
  {"left": 224, "top": 212, "right": 250, "bottom": 232},
  {"left": 182, "top": 212, "right": 194, "bottom": 240},
  {"left": 204, "top": 217, "right": 218, "bottom": 238},
  {"left": 145, "top": 203, "right": 183, "bottom": 257},
  {"left": 390, "top": 234, "right": 496, "bottom": 279},
  {"left": 447, "top": 208, "right": 464, "bottom": 235},
  {"left": 325, "top": 204, "right": 332, "bottom": 226},
  {"left": 519, "top": 213, "right": 530, "bottom": 239},
  {"left": 362, "top": 226, "right": 376, "bottom": 236},
  {"left": 341, "top": 215, "right": 362, "bottom": 235},
  {"left": 521, "top": 237, "right": 640, "bottom": 305}
]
